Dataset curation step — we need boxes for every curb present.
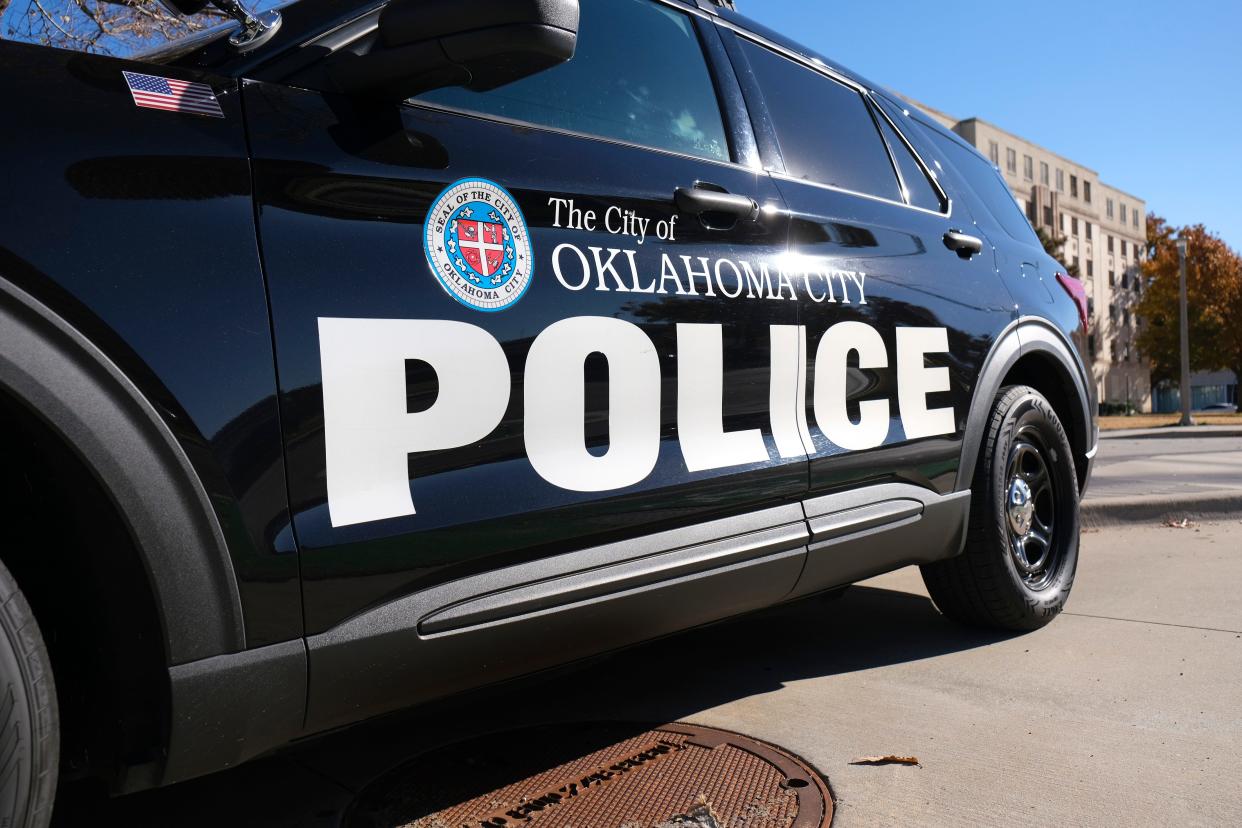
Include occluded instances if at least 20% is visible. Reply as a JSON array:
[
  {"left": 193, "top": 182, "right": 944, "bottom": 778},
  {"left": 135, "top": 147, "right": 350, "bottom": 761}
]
[
  {"left": 1100, "top": 428, "right": 1242, "bottom": 440},
  {"left": 1082, "top": 491, "right": 1242, "bottom": 528}
]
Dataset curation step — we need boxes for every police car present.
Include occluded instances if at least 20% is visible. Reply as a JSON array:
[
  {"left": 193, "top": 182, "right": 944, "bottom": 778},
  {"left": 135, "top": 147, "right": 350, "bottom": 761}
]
[{"left": 0, "top": 0, "right": 1096, "bottom": 822}]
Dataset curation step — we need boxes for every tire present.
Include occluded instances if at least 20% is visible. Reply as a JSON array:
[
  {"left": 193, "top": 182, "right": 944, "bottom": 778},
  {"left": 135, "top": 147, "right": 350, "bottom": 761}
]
[
  {"left": 921, "top": 385, "right": 1080, "bottom": 631},
  {"left": 0, "top": 557, "right": 58, "bottom": 828}
]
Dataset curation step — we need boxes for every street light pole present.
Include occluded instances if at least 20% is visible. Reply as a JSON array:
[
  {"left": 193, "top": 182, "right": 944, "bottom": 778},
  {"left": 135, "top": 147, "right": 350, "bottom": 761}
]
[{"left": 1176, "top": 235, "right": 1194, "bottom": 426}]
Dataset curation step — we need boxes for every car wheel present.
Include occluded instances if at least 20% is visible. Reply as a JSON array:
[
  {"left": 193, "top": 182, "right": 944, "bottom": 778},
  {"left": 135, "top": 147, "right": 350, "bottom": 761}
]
[
  {"left": 0, "top": 557, "right": 58, "bottom": 828},
  {"left": 921, "top": 385, "right": 1080, "bottom": 631}
]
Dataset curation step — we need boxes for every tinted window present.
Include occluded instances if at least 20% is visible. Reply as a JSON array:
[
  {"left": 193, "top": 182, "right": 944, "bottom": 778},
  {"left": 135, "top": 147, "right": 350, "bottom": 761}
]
[
  {"left": 873, "top": 109, "right": 943, "bottom": 212},
  {"left": 416, "top": 0, "right": 728, "bottom": 162},
  {"left": 740, "top": 40, "right": 900, "bottom": 201},
  {"left": 920, "top": 125, "right": 1039, "bottom": 244}
]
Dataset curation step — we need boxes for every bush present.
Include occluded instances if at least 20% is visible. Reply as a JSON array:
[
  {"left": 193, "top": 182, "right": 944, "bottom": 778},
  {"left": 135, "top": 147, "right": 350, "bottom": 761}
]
[{"left": 1098, "top": 401, "right": 1138, "bottom": 416}]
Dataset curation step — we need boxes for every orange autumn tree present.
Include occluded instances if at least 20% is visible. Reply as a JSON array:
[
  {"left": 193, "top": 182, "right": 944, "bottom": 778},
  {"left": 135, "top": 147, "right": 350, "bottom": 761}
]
[{"left": 1135, "top": 216, "right": 1242, "bottom": 388}]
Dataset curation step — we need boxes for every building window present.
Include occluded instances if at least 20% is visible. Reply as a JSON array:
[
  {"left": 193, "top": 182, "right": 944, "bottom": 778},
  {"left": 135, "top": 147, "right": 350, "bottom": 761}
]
[
  {"left": 1073, "top": 255, "right": 1080, "bottom": 271},
  {"left": 1023, "top": 154, "right": 1033, "bottom": 179},
  {"left": 1107, "top": 235, "right": 1114, "bottom": 253},
  {"left": 1086, "top": 222, "right": 1093, "bottom": 240},
  {"left": 1107, "top": 198, "right": 1114, "bottom": 219},
  {"left": 1056, "top": 168, "right": 1064, "bottom": 192},
  {"left": 1109, "top": 270, "right": 1115, "bottom": 286},
  {"left": 1006, "top": 148, "right": 1017, "bottom": 174},
  {"left": 1071, "top": 217, "right": 1079, "bottom": 236},
  {"left": 1070, "top": 174, "right": 1079, "bottom": 198},
  {"left": 989, "top": 141, "right": 999, "bottom": 165},
  {"left": 1120, "top": 203, "right": 1128, "bottom": 224},
  {"left": 1133, "top": 210, "right": 1140, "bottom": 228},
  {"left": 1084, "top": 181, "right": 1092, "bottom": 203},
  {"left": 1120, "top": 240, "right": 1127, "bottom": 256},
  {"left": 1040, "top": 161, "right": 1049, "bottom": 186},
  {"left": 1087, "top": 260, "right": 1094, "bottom": 277},
  {"left": 1043, "top": 205, "right": 1053, "bottom": 226},
  {"left": 1122, "top": 272, "right": 1130, "bottom": 289}
]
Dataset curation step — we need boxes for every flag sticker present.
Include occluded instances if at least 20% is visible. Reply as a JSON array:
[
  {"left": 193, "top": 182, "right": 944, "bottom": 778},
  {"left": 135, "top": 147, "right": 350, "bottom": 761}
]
[{"left": 123, "top": 71, "right": 223, "bottom": 118}]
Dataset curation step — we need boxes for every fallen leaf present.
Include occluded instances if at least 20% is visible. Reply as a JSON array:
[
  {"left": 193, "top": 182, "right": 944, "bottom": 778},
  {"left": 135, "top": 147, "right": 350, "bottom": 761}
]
[
  {"left": 849, "top": 755, "right": 921, "bottom": 767},
  {"left": 1163, "top": 517, "right": 1194, "bottom": 529}
]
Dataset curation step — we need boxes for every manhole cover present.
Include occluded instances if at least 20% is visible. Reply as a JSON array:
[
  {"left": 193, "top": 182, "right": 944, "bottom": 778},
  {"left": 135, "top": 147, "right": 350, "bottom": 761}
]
[{"left": 347, "top": 722, "right": 832, "bottom": 828}]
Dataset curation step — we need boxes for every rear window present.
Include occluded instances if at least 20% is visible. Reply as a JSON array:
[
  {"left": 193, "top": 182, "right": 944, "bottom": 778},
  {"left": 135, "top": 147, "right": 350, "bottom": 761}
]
[
  {"left": 919, "top": 124, "right": 1039, "bottom": 244},
  {"left": 739, "top": 39, "right": 901, "bottom": 202}
]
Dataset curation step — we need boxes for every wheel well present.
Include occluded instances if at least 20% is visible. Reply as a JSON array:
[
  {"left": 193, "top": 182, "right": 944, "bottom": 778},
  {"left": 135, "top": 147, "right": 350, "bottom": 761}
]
[
  {"left": 0, "top": 389, "right": 169, "bottom": 790},
  {"left": 999, "top": 352, "right": 1090, "bottom": 491}
]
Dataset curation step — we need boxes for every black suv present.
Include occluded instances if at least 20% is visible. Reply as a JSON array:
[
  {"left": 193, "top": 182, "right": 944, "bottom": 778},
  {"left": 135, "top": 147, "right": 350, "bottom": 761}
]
[{"left": 0, "top": 0, "right": 1096, "bottom": 822}]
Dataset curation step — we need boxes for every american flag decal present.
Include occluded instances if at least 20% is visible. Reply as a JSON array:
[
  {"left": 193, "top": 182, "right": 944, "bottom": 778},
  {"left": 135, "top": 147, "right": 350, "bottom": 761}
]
[{"left": 123, "top": 71, "right": 223, "bottom": 118}]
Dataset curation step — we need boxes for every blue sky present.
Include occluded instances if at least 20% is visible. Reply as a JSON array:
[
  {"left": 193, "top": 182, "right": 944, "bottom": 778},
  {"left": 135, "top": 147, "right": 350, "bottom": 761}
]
[{"left": 740, "top": 1, "right": 1242, "bottom": 251}]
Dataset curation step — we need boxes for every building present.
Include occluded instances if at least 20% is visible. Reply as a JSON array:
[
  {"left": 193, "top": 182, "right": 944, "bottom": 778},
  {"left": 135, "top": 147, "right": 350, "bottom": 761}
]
[{"left": 907, "top": 100, "right": 1152, "bottom": 412}]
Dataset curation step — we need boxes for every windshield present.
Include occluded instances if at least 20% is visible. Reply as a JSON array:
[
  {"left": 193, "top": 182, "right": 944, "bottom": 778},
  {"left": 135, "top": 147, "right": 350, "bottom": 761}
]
[{"left": 0, "top": 0, "right": 288, "bottom": 59}]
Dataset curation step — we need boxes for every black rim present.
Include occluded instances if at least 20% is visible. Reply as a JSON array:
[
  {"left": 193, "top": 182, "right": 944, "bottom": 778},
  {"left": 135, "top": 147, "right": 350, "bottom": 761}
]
[{"left": 1003, "top": 424, "right": 1061, "bottom": 590}]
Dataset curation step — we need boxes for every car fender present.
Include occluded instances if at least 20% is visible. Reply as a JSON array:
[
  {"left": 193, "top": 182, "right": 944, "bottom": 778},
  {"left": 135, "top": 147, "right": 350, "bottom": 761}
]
[
  {"left": 0, "top": 275, "right": 245, "bottom": 665},
  {"left": 957, "top": 316, "right": 1095, "bottom": 493}
]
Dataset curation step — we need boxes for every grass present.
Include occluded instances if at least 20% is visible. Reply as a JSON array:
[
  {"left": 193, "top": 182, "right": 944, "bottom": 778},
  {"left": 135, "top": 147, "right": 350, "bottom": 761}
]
[{"left": 1099, "top": 412, "right": 1242, "bottom": 431}]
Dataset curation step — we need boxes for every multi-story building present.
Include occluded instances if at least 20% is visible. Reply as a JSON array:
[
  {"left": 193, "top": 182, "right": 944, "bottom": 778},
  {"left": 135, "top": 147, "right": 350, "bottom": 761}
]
[{"left": 908, "top": 101, "right": 1152, "bottom": 411}]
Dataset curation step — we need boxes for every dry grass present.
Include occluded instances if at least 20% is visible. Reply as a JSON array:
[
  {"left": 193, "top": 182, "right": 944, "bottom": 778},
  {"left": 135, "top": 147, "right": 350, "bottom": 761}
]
[{"left": 1099, "top": 412, "right": 1242, "bottom": 431}]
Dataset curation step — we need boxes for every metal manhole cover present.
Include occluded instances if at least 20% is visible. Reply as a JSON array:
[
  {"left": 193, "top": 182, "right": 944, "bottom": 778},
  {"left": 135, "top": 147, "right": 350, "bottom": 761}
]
[{"left": 347, "top": 722, "right": 832, "bottom": 828}]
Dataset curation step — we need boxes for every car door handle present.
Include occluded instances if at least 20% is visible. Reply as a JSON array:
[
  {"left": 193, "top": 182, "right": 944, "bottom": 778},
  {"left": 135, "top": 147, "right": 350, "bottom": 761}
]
[
  {"left": 943, "top": 229, "right": 983, "bottom": 259},
  {"left": 674, "top": 185, "right": 758, "bottom": 224}
]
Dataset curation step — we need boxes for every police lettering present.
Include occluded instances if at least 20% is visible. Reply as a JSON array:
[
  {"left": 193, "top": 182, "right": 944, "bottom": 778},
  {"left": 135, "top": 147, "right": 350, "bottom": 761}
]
[{"left": 318, "top": 317, "right": 955, "bottom": 528}]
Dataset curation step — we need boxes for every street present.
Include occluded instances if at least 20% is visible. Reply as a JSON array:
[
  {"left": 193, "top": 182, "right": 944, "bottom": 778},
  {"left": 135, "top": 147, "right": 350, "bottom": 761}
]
[
  {"left": 57, "top": 517, "right": 1242, "bottom": 826},
  {"left": 1089, "top": 431, "right": 1242, "bottom": 501}
]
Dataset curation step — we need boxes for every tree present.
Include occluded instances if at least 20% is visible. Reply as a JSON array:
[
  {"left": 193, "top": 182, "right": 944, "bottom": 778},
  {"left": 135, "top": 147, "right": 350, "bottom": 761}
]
[
  {"left": 1134, "top": 214, "right": 1242, "bottom": 387},
  {"left": 1034, "top": 226, "right": 1078, "bottom": 277}
]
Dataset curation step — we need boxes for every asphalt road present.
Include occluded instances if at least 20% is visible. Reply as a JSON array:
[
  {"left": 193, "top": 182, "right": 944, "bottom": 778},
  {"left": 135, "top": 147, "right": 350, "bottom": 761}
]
[
  {"left": 1088, "top": 434, "right": 1242, "bottom": 501},
  {"left": 56, "top": 519, "right": 1242, "bottom": 827}
]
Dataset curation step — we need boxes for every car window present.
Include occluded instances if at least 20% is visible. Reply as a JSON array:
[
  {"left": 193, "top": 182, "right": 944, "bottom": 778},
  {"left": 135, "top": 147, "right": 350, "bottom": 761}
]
[
  {"left": 738, "top": 39, "right": 900, "bottom": 202},
  {"left": 918, "top": 124, "right": 1040, "bottom": 244},
  {"left": 873, "top": 106, "right": 945, "bottom": 212},
  {"left": 415, "top": 0, "right": 729, "bottom": 163}
]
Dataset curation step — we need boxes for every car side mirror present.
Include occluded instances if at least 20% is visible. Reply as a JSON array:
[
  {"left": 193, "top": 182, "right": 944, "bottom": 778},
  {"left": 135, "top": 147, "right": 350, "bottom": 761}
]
[{"left": 327, "top": 0, "right": 580, "bottom": 102}]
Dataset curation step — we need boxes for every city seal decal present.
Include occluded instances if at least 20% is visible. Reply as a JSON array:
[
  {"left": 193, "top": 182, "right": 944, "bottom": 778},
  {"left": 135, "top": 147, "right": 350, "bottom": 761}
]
[{"left": 424, "top": 178, "right": 533, "bottom": 312}]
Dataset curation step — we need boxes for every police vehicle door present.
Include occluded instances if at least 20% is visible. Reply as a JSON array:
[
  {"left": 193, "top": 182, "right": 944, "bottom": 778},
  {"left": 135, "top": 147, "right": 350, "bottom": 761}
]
[
  {"left": 245, "top": 0, "right": 807, "bottom": 664},
  {"left": 719, "top": 33, "right": 1015, "bottom": 503}
]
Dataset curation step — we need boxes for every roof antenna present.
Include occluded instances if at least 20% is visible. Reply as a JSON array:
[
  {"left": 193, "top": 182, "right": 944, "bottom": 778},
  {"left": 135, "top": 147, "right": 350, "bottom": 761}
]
[{"left": 209, "top": 0, "right": 282, "bottom": 51}]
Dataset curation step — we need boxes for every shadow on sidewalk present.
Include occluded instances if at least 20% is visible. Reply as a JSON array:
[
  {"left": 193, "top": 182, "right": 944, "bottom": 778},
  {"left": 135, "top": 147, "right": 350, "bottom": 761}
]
[{"left": 54, "top": 582, "right": 1017, "bottom": 827}]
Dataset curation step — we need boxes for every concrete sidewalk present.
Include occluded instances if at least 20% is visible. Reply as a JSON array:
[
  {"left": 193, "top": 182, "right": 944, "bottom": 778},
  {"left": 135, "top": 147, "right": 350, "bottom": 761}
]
[{"left": 64, "top": 522, "right": 1242, "bottom": 827}]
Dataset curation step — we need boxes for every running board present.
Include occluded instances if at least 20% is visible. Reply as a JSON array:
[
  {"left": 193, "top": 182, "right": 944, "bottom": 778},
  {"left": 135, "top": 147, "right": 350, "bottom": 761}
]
[
  {"left": 303, "top": 485, "right": 970, "bottom": 734},
  {"left": 790, "top": 483, "right": 971, "bottom": 599}
]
